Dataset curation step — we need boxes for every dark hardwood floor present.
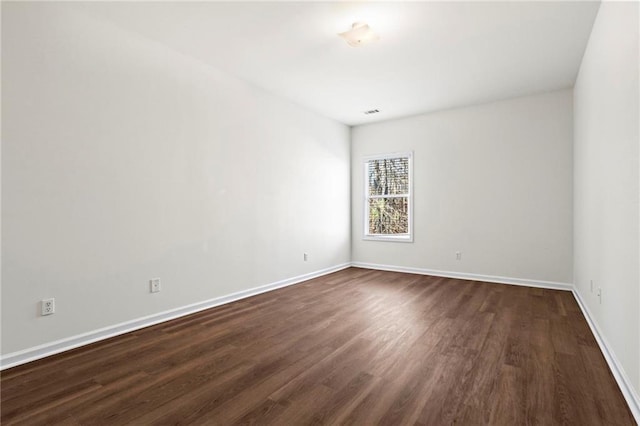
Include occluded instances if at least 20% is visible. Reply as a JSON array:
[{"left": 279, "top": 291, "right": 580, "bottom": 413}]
[{"left": 1, "top": 268, "right": 635, "bottom": 425}]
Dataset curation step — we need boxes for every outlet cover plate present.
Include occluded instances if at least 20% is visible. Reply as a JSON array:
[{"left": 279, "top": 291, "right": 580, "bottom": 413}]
[{"left": 41, "top": 298, "right": 55, "bottom": 316}]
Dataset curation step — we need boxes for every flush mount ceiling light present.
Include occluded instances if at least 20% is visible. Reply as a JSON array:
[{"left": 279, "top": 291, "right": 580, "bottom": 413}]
[{"left": 339, "top": 22, "right": 379, "bottom": 47}]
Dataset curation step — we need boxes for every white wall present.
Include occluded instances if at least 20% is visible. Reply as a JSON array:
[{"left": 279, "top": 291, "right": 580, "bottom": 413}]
[
  {"left": 352, "top": 90, "right": 574, "bottom": 285},
  {"left": 574, "top": 1, "right": 639, "bottom": 399},
  {"left": 1, "top": 3, "right": 350, "bottom": 356}
]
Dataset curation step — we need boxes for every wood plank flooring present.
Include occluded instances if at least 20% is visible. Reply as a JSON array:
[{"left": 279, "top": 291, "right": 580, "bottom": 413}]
[{"left": 1, "top": 268, "right": 635, "bottom": 425}]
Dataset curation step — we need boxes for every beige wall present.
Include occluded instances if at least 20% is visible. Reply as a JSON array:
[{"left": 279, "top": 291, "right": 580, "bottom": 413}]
[
  {"left": 1, "top": 3, "right": 350, "bottom": 355},
  {"left": 573, "top": 1, "right": 639, "bottom": 398},
  {"left": 352, "top": 90, "right": 574, "bottom": 285}
]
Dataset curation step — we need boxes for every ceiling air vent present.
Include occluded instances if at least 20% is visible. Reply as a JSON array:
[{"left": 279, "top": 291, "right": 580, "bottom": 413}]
[{"left": 364, "top": 109, "right": 379, "bottom": 115}]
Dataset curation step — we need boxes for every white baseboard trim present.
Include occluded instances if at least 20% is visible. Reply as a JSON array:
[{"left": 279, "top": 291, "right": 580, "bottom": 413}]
[
  {"left": 572, "top": 289, "right": 640, "bottom": 424},
  {"left": 351, "top": 261, "right": 573, "bottom": 291},
  {"left": 0, "top": 262, "right": 351, "bottom": 371}
]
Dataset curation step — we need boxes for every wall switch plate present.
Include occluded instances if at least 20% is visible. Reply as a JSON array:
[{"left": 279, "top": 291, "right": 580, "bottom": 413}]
[
  {"left": 597, "top": 287, "right": 602, "bottom": 304},
  {"left": 303, "top": 253, "right": 308, "bottom": 262},
  {"left": 41, "top": 298, "right": 55, "bottom": 316},
  {"left": 455, "top": 251, "right": 462, "bottom": 260},
  {"left": 150, "top": 278, "right": 161, "bottom": 293},
  {"left": 590, "top": 280, "right": 594, "bottom": 292}
]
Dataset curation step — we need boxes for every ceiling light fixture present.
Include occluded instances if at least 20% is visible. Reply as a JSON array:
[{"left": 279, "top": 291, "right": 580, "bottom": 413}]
[{"left": 339, "top": 22, "right": 379, "bottom": 47}]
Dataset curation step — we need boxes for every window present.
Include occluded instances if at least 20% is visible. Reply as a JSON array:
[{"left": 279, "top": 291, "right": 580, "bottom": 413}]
[{"left": 363, "top": 152, "right": 413, "bottom": 241}]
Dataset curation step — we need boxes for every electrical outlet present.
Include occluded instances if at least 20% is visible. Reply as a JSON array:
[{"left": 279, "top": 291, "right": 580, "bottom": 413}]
[
  {"left": 41, "top": 298, "right": 55, "bottom": 316},
  {"left": 303, "top": 253, "right": 308, "bottom": 262},
  {"left": 455, "top": 251, "right": 462, "bottom": 260},
  {"left": 150, "top": 278, "right": 161, "bottom": 293}
]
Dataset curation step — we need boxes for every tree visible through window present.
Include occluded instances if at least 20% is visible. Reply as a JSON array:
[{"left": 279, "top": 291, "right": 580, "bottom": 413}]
[{"left": 364, "top": 153, "right": 412, "bottom": 241}]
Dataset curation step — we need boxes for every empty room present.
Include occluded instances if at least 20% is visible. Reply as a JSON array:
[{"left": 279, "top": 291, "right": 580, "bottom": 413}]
[{"left": 1, "top": 1, "right": 639, "bottom": 424}]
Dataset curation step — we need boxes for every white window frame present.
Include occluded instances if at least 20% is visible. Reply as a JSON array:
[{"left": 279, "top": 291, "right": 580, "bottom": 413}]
[{"left": 363, "top": 151, "right": 413, "bottom": 242}]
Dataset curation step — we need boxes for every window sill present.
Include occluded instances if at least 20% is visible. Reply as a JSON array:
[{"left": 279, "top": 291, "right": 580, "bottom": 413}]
[{"left": 363, "top": 234, "right": 414, "bottom": 243}]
